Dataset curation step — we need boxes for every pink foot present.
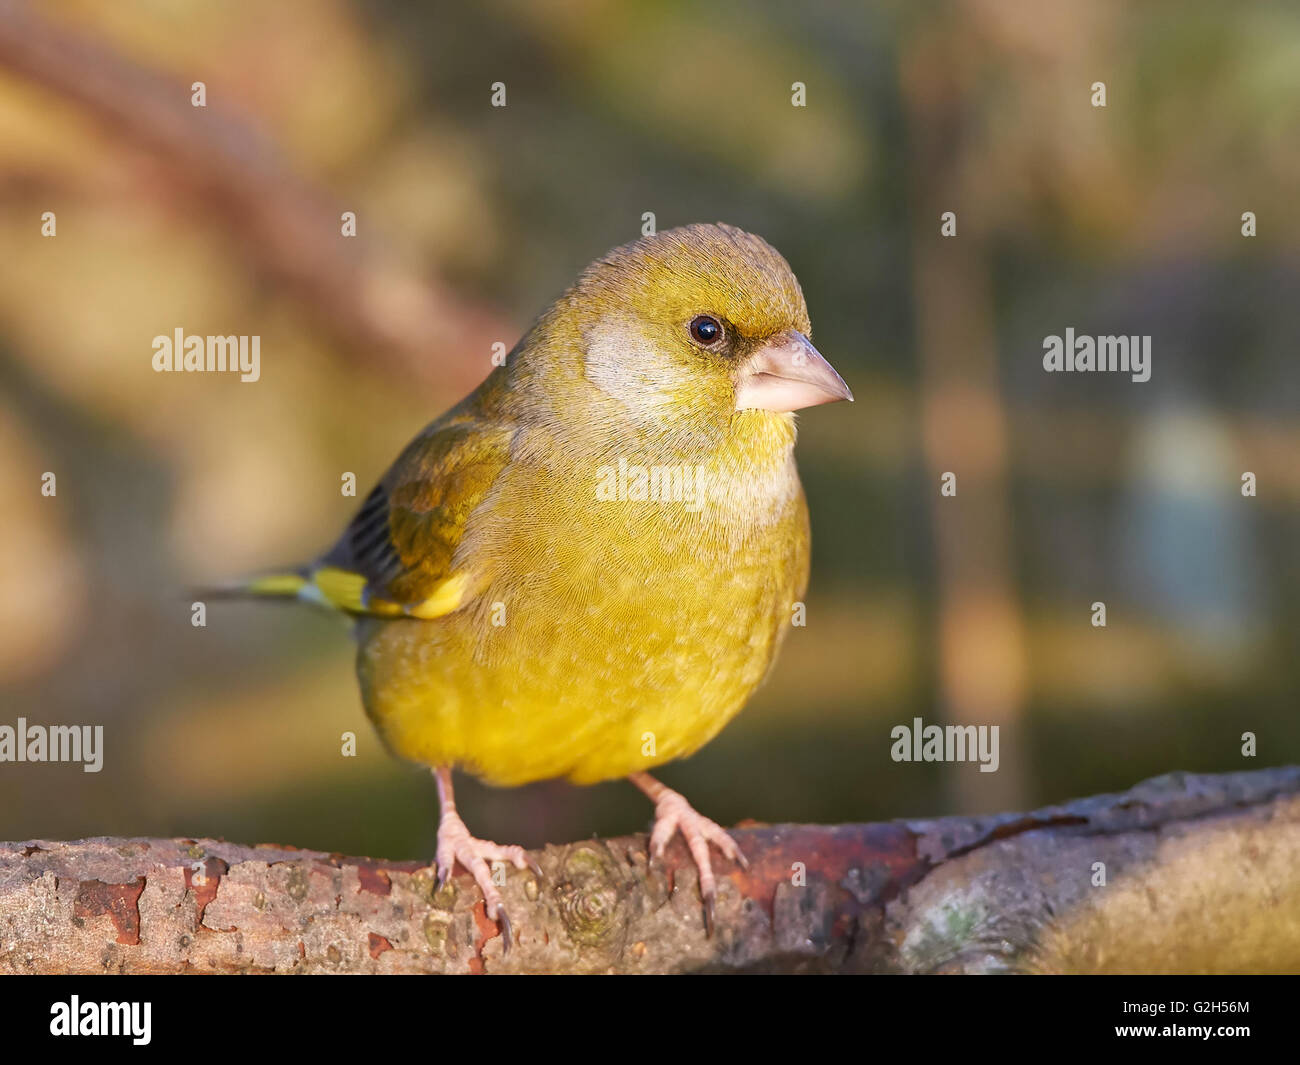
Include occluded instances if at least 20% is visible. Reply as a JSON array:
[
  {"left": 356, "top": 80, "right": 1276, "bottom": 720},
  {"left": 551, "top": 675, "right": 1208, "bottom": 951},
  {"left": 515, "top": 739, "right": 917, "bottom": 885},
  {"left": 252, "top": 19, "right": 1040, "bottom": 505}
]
[
  {"left": 432, "top": 769, "right": 540, "bottom": 952},
  {"left": 631, "top": 773, "right": 748, "bottom": 934}
]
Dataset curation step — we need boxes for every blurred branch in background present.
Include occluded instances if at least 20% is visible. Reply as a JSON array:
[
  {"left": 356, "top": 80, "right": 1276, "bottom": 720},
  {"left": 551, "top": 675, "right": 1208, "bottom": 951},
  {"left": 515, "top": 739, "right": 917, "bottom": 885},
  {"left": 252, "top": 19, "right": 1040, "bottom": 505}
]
[{"left": 0, "top": 0, "right": 505, "bottom": 395}]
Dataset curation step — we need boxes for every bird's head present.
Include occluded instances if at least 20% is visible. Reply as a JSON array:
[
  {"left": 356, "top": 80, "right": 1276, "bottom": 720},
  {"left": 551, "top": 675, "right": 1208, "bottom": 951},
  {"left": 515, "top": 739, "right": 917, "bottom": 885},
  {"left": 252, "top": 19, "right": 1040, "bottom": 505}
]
[{"left": 543, "top": 223, "right": 852, "bottom": 430}]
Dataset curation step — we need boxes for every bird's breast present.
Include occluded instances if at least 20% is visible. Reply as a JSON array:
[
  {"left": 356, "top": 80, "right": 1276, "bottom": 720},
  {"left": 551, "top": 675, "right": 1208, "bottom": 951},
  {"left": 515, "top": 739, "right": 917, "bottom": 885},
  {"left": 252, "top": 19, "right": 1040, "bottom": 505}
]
[{"left": 356, "top": 417, "right": 811, "bottom": 786}]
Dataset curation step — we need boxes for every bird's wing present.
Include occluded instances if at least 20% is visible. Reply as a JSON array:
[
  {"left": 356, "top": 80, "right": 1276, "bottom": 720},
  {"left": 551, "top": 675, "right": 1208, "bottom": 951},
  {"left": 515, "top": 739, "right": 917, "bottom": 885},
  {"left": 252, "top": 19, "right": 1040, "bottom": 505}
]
[{"left": 307, "top": 416, "right": 512, "bottom": 619}]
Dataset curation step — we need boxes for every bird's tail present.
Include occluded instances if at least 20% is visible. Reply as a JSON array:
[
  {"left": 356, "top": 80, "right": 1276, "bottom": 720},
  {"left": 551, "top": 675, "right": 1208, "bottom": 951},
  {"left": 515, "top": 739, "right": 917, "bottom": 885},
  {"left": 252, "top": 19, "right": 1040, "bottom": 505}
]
[
  {"left": 201, "top": 565, "right": 468, "bottom": 621},
  {"left": 196, "top": 568, "right": 314, "bottom": 605},
  {"left": 197, "top": 564, "right": 387, "bottom": 616}
]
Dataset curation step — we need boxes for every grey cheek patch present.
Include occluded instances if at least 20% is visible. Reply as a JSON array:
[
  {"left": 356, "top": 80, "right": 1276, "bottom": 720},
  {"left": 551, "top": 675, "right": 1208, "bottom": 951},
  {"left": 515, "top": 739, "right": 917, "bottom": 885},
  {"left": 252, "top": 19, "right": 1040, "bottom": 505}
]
[{"left": 582, "top": 317, "right": 689, "bottom": 416}]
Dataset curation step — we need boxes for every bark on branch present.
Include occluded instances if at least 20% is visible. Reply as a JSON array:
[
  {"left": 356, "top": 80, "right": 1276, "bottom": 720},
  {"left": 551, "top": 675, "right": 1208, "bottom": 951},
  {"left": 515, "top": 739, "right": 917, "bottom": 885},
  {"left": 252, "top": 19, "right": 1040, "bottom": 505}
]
[{"left": 3, "top": 767, "right": 1299, "bottom": 973}]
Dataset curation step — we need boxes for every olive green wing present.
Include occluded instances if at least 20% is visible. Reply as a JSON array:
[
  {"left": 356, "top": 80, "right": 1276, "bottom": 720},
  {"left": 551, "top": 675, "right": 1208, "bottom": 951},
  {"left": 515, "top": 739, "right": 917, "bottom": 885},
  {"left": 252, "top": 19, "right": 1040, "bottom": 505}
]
[{"left": 303, "top": 417, "right": 512, "bottom": 619}]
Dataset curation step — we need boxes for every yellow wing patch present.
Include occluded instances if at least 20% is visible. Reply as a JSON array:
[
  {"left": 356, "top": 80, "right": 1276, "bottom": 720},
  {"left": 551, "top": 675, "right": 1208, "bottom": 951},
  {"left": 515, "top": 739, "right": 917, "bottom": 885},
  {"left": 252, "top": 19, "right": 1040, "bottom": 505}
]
[{"left": 404, "top": 571, "right": 472, "bottom": 619}]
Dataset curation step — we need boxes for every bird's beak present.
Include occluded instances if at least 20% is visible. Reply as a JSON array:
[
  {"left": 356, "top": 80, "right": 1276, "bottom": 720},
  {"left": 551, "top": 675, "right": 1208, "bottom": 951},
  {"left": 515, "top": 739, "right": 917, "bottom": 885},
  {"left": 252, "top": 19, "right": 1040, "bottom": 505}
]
[{"left": 734, "top": 330, "right": 854, "bottom": 412}]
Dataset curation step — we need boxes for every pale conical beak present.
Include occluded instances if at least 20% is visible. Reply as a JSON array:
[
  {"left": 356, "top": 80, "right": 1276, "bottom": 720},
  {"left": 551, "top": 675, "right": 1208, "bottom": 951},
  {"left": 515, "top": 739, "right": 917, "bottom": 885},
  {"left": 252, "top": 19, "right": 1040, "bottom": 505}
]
[{"left": 734, "top": 330, "right": 854, "bottom": 412}]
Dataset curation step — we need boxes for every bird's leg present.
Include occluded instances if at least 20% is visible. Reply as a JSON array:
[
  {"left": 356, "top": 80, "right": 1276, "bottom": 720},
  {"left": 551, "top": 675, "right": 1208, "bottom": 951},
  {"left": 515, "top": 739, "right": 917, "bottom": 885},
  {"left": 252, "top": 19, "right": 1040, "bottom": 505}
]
[
  {"left": 629, "top": 772, "right": 748, "bottom": 934},
  {"left": 432, "top": 766, "right": 539, "bottom": 952}
]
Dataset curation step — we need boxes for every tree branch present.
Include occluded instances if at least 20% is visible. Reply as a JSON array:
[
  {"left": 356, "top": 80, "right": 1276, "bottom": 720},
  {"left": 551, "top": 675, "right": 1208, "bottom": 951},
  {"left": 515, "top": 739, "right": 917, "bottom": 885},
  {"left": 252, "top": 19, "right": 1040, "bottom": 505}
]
[{"left": 3, "top": 767, "right": 1298, "bottom": 973}]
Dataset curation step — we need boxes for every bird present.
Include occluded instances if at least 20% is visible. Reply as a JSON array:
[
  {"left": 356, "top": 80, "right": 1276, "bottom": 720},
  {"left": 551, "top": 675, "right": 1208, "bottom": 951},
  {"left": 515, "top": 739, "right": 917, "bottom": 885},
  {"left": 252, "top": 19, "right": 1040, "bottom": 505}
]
[{"left": 222, "top": 223, "right": 852, "bottom": 946}]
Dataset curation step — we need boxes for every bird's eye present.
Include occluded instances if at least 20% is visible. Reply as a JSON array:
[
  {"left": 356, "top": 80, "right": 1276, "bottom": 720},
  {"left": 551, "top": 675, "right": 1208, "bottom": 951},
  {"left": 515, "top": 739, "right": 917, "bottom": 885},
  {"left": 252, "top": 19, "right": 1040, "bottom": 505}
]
[{"left": 689, "top": 315, "right": 723, "bottom": 346}]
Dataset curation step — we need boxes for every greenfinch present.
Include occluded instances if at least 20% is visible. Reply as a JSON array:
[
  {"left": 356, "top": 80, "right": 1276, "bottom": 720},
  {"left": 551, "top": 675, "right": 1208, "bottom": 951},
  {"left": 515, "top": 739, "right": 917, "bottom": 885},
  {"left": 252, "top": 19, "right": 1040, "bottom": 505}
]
[{"left": 230, "top": 223, "right": 851, "bottom": 942}]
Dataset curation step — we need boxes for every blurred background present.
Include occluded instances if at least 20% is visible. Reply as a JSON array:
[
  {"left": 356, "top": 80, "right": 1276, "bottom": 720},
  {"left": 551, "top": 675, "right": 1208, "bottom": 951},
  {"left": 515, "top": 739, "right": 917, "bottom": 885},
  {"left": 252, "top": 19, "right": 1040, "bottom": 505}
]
[{"left": 1, "top": 0, "right": 1297, "bottom": 858}]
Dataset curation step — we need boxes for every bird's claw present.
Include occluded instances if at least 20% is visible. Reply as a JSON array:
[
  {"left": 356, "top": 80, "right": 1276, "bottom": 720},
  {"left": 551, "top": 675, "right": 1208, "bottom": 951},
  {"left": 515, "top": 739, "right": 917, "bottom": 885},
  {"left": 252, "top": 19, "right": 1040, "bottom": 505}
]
[
  {"left": 496, "top": 907, "right": 513, "bottom": 955},
  {"left": 433, "top": 809, "right": 533, "bottom": 951},
  {"left": 646, "top": 786, "right": 746, "bottom": 937}
]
